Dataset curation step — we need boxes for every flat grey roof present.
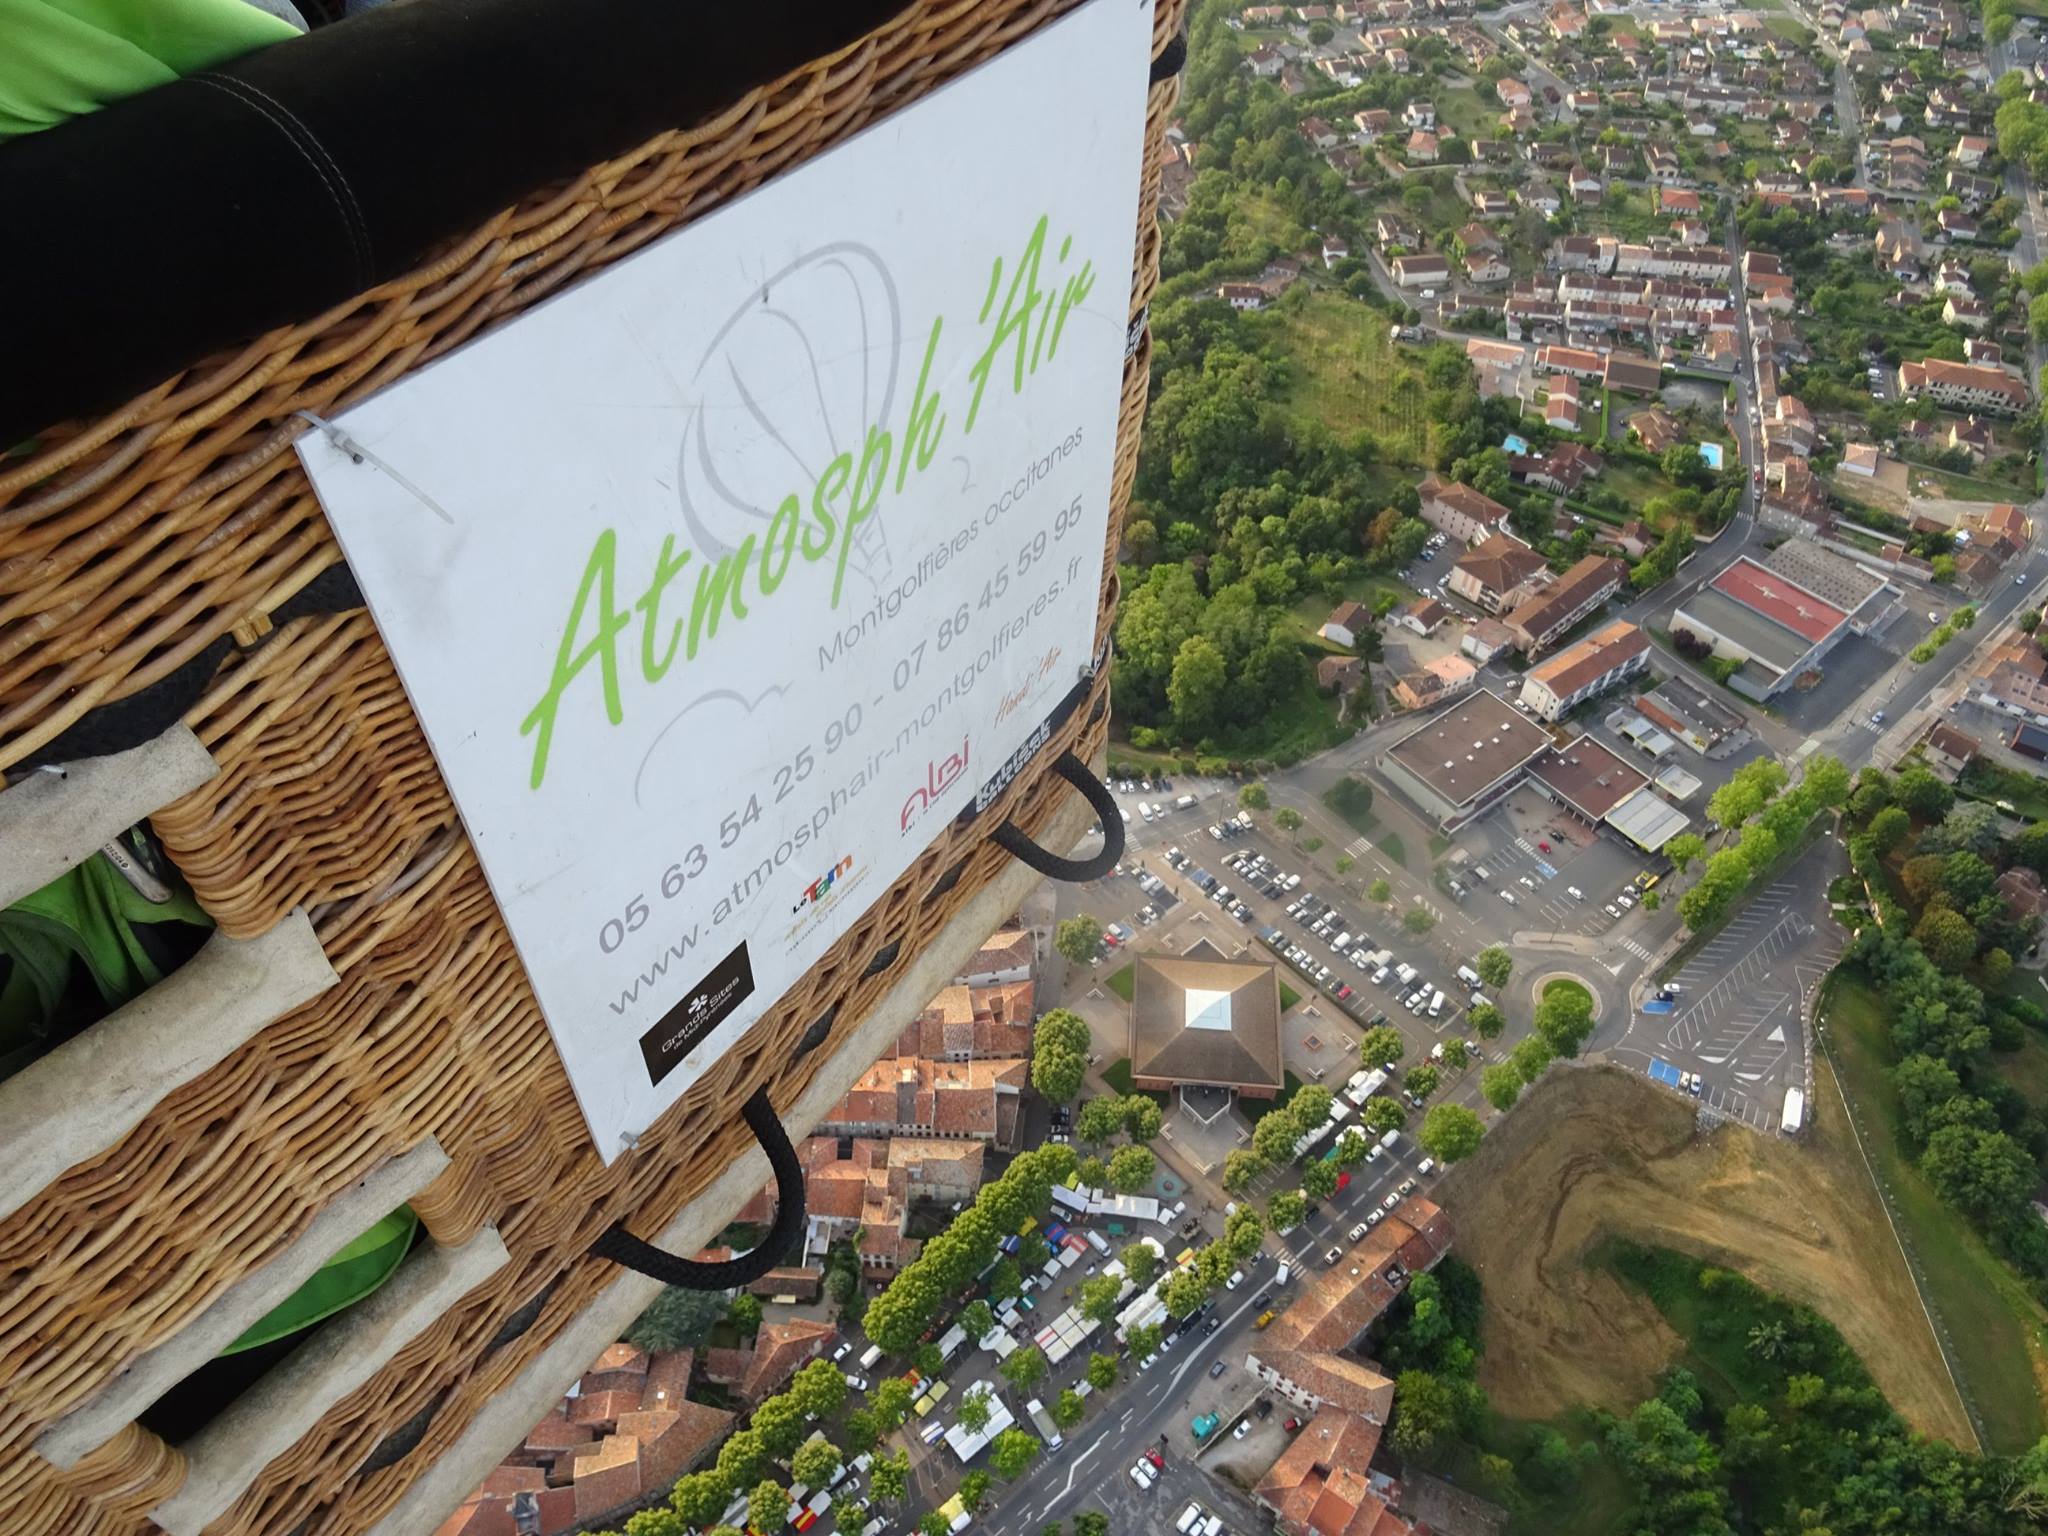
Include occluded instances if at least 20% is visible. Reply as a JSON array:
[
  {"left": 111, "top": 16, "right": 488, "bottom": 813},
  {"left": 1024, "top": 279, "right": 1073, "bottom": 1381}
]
[
  {"left": 1384, "top": 688, "right": 1552, "bottom": 808},
  {"left": 1760, "top": 540, "right": 1889, "bottom": 615},
  {"left": 1644, "top": 672, "right": 1744, "bottom": 735},
  {"left": 1606, "top": 787, "right": 1692, "bottom": 850},
  {"left": 1672, "top": 587, "right": 1815, "bottom": 675}
]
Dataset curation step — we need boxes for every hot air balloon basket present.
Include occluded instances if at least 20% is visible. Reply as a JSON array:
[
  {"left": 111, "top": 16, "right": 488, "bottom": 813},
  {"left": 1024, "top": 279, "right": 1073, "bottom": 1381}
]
[{"left": 0, "top": 0, "right": 1181, "bottom": 1532}]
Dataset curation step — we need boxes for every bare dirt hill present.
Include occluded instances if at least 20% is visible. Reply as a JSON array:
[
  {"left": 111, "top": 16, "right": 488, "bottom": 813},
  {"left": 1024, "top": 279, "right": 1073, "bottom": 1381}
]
[{"left": 1434, "top": 1061, "right": 1973, "bottom": 1446}]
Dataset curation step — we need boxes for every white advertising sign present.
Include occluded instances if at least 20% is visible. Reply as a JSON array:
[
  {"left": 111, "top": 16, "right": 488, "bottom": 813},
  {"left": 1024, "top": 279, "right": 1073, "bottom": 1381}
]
[{"left": 298, "top": 0, "right": 1155, "bottom": 1160}]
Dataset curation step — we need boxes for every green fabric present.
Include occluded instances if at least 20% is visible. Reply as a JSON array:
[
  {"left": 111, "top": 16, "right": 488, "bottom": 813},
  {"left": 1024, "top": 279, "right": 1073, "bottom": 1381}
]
[
  {"left": 0, "top": 0, "right": 300, "bottom": 140},
  {"left": 0, "top": 849, "right": 212, "bottom": 1077},
  {"left": 223, "top": 1206, "right": 419, "bottom": 1354}
]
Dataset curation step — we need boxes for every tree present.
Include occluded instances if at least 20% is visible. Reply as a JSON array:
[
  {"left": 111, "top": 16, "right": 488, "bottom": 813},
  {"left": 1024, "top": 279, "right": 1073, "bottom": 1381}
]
[
  {"left": 1123, "top": 1095, "right": 1165, "bottom": 1142},
  {"left": 920, "top": 1516, "right": 952, "bottom": 1536},
  {"left": 913, "top": 1343, "right": 946, "bottom": 1381},
  {"left": 1239, "top": 782, "right": 1271, "bottom": 810},
  {"left": 961, "top": 1299, "right": 996, "bottom": 1343},
  {"left": 1079, "top": 1273, "right": 1124, "bottom": 1325},
  {"left": 870, "top": 1450, "right": 910, "bottom": 1504},
  {"left": 843, "top": 1408, "right": 881, "bottom": 1456},
  {"left": 1107, "top": 1144, "right": 1156, "bottom": 1193},
  {"left": 1654, "top": 835, "right": 1703, "bottom": 872},
  {"left": 1086, "top": 1352, "right": 1119, "bottom": 1391},
  {"left": 1076, "top": 1095, "right": 1125, "bottom": 1144},
  {"left": 959, "top": 1470, "right": 993, "bottom": 1511},
  {"left": 1359, "top": 1025, "right": 1406, "bottom": 1068},
  {"left": 991, "top": 1428, "right": 1041, "bottom": 1478},
  {"left": 1363, "top": 1096, "right": 1407, "bottom": 1136},
  {"left": 1275, "top": 807, "right": 1304, "bottom": 832},
  {"left": 1924, "top": 1123, "right": 2036, "bottom": 1219},
  {"left": 1391, "top": 1369, "right": 1458, "bottom": 1452},
  {"left": 1369, "top": 878, "right": 1393, "bottom": 902},
  {"left": 1334, "top": 1128, "right": 1369, "bottom": 1166},
  {"left": 1169, "top": 634, "right": 1230, "bottom": 738},
  {"left": 1074, "top": 1515, "right": 1109, "bottom": 1536},
  {"left": 1253, "top": 1109, "right": 1303, "bottom": 1163},
  {"left": 958, "top": 1383, "right": 995, "bottom": 1434},
  {"left": 1269, "top": 1190, "right": 1307, "bottom": 1231},
  {"left": 1481, "top": 1063, "right": 1522, "bottom": 1111},
  {"left": 1224, "top": 1203, "right": 1266, "bottom": 1260},
  {"left": 988, "top": 1257, "right": 1023, "bottom": 1304},
  {"left": 1896, "top": 769, "right": 1955, "bottom": 821},
  {"left": 1403, "top": 906, "right": 1437, "bottom": 934},
  {"left": 1000, "top": 1344, "right": 1048, "bottom": 1392},
  {"left": 669, "top": 1472, "right": 734, "bottom": 1529},
  {"left": 791, "top": 1357, "right": 848, "bottom": 1420},
  {"left": 1509, "top": 1034, "right": 1553, "bottom": 1085},
  {"left": 1534, "top": 985, "right": 1595, "bottom": 1058},
  {"left": 1914, "top": 906, "right": 1978, "bottom": 972},
  {"left": 1475, "top": 945, "right": 1514, "bottom": 989},
  {"left": 625, "top": 1285, "right": 729, "bottom": 1351},
  {"left": 1301, "top": 1155, "right": 1339, "bottom": 1200},
  {"left": 1224, "top": 1147, "right": 1266, "bottom": 1190},
  {"left": 1127, "top": 1321, "right": 1164, "bottom": 1359},
  {"left": 625, "top": 1510, "right": 688, "bottom": 1536},
  {"left": 752, "top": 1396, "right": 808, "bottom": 1458},
  {"left": 727, "top": 1292, "right": 764, "bottom": 1337},
  {"left": 1037, "top": 1009, "right": 1091, "bottom": 1058},
  {"left": 1406, "top": 1064, "right": 1441, "bottom": 1100},
  {"left": 1054, "top": 1389, "right": 1087, "bottom": 1430},
  {"left": 870, "top": 1379, "right": 914, "bottom": 1432},
  {"left": 1440, "top": 1039, "right": 1470, "bottom": 1071},
  {"left": 1054, "top": 914, "right": 1104, "bottom": 967},
  {"left": 1031, "top": 1045, "right": 1087, "bottom": 1103},
  {"left": 1121, "top": 1244, "right": 1159, "bottom": 1289},
  {"left": 717, "top": 1429, "right": 769, "bottom": 1488},
  {"left": 1869, "top": 804, "right": 1912, "bottom": 854},
  {"left": 792, "top": 1438, "right": 844, "bottom": 1490},
  {"left": 748, "top": 1480, "right": 788, "bottom": 1536},
  {"left": 1469, "top": 1002, "right": 1505, "bottom": 1039},
  {"left": 1420, "top": 1103, "right": 1485, "bottom": 1163},
  {"left": 1661, "top": 443, "right": 1709, "bottom": 487}
]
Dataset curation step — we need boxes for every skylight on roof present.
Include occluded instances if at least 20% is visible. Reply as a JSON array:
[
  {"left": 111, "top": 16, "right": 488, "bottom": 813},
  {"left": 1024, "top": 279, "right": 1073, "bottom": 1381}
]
[{"left": 1184, "top": 987, "right": 1234, "bottom": 1032}]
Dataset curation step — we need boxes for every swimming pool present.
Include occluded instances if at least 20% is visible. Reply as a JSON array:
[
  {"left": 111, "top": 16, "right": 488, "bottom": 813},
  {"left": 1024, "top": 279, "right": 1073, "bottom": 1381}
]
[
  {"left": 1700, "top": 442, "right": 1724, "bottom": 470},
  {"left": 1503, "top": 433, "right": 1530, "bottom": 455}
]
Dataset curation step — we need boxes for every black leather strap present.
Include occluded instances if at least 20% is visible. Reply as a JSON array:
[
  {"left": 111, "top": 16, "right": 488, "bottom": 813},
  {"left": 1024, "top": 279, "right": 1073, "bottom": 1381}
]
[
  {"left": 589, "top": 1085, "right": 805, "bottom": 1289},
  {"left": 993, "top": 750, "right": 1123, "bottom": 882}
]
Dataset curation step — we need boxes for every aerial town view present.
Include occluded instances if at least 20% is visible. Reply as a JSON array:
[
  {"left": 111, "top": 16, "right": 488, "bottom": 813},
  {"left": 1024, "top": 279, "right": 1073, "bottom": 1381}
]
[{"left": 14, "top": 0, "right": 2048, "bottom": 1534}]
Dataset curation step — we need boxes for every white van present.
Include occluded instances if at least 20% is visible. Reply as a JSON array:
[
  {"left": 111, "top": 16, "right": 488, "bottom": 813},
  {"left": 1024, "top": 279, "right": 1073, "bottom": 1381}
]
[
  {"left": 1428, "top": 989, "right": 1445, "bottom": 1017},
  {"left": 1333, "top": 931, "right": 1354, "bottom": 951},
  {"left": 1469, "top": 992, "right": 1490, "bottom": 1012},
  {"left": 1379, "top": 1128, "right": 1400, "bottom": 1151},
  {"left": 1455, "top": 964, "right": 1481, "bottom": 989},
  {"left": 1176, "top": 794, "right": 1197, "bottom": 811},
  {"left": 1566, "top": 885, "right": 1584, "bottom": 900},
  {"left": 859, "top": 1344, "right": 883, "bottom": 1370},
  {"left": 1276, "top": 1262, "right": 1291, "bottom": 1286},
  {"left": 1178, "top": 1502, "right": 1204, "bottom": 1533},
  {"left": 1394, "top": 962, "right": 1418, "bottom": 985},
  {"left": 1202, "top": 1517, "right": 1224, "bottom": 1536}
]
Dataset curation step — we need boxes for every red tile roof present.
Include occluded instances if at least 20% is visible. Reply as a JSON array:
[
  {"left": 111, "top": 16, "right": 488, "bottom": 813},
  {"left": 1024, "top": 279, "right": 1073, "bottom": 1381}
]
[{"left": 1710, "top": 556, "right": 1847, "bottom": 644}]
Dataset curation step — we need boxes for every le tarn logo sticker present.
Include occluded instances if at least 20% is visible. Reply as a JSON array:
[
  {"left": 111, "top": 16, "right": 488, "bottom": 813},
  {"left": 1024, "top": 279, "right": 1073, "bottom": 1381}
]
[{"left": 639, "top": 940, "right": 757, "bottom": 1087}]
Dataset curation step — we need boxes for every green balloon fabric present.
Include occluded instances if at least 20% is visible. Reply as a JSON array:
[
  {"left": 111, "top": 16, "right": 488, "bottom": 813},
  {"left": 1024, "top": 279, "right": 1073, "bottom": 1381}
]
[
  {"left": 0, "top": 848, "right": 212, "bottom": 1078},
  {"left": 222, "top": 1206, "right": 419, "bottom": 1355}
]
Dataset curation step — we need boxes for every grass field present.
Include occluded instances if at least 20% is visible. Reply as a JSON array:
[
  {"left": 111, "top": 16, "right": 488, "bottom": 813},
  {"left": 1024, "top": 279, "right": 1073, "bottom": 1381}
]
[
  {"left": 1819, "top": 970, "right": 2048, "bottom": 1453},
  {"left": 1104, "top": 964, "right": 1135, "bottom": 1002},
  {"left": 1433, "top": 1060, "right": 1976, "bottom": 1446},
  {"left": 1764, "top": 12, "right": 1812, "bottom": 39},
  {"left": 1434, "top": 83, "right": 1496, "bottom": 142},
  {"left": 1910, "top": 462, "right": 2035, "bottom": 503},
  {"left": 1256, "top": 289, "right": 1431, "bottom": 463}
]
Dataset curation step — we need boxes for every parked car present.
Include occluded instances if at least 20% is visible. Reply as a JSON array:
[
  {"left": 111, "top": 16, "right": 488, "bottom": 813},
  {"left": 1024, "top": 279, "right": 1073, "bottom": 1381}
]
[
  {"left": 1284, "top": 1417, "right": 1302, "bottom": 1432},
  {"left": 1209, "top": 1360, "right": 1228, "bottom": 1378},
  {"left": 1233, "top": 1420, "right": 1252, "bottom": 1439}
]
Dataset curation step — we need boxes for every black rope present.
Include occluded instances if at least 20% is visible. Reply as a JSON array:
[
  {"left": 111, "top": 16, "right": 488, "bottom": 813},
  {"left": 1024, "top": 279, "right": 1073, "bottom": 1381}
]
[
  {"left": 992, "top": 750, "right": 1124, "bottom": 882},
  {"left": 588, "top": 1085, "right": 806, "bottom": 1289}
]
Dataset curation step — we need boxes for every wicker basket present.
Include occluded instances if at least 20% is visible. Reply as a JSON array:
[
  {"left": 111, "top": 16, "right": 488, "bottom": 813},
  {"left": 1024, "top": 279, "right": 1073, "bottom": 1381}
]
[{"left": 0, "top": 0, "right": 1180, "bottom": 1530}]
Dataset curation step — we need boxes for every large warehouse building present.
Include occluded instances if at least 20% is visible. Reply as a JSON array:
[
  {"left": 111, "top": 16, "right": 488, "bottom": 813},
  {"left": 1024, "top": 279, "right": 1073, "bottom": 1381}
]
[
  {"left": 1378, "top": 688, "right": 1555, "bottom": 830},
  {"left": 1669, "top": 545, "right": 1890, "bottom": 700}
]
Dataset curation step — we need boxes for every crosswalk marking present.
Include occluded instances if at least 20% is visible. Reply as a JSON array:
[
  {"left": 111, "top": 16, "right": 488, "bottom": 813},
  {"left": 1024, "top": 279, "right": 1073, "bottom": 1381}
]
[
  {"left": 1347, "top": 837, "right": 1372, "bottom": 859},
  {"left": 1514, "top": 835, "right": 1537, "bottom": 854},
  {"left": 1621, "top": 936, "right": 1653, "bottom": 961}
]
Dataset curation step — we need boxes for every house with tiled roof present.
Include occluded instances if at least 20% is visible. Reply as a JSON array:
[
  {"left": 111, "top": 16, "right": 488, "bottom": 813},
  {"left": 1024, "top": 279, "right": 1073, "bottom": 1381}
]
[
  {"left": 1504, "top": 554, "right": 1627, "bottom": 654},
  {"left": 1418, "top": 473, "right": 1512, "bottom": 544},
  {"left": 443, "top": 1349, "right": 732, "bottom": 1536},
  {"left": 957, "top": 926, "right": 1034, "bottom": 985},
  {"left": 896, "top": 980, "right": 1035, "bottom": 1059},
  {"left": 1922, "top": 720, "right": 1980, "bottom": 779},
  {"left": 1391, "top": 654, "right": 1479, "bottom": 711},
  {"left": 1969, "top": 640, "right": 2048, "bottom": 728},
  {"left": 1255, "top": 1408, "right": 1418, "bottom": 1536},
  {"left": 702, "top": 1317, "right": 838, "bottom": 1407},
  {"left": 1246, "top": 1201, "right": 1450, "bottom": 1429},
  {"left": 817, "top": 1055, "right": 1027, "bottom": 1145},
  {"left": 1322, "top": 600, "right": 1377, "bottom": 648},
  {"left": 1449, "top": 532, "right": 1550, "bottom": 614}
]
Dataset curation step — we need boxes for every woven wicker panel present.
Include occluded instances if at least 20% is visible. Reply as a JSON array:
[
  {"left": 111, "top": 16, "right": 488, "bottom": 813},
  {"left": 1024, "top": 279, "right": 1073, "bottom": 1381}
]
[{"left": 0, "top": 0, "right": 1180, "bottom": 1529}]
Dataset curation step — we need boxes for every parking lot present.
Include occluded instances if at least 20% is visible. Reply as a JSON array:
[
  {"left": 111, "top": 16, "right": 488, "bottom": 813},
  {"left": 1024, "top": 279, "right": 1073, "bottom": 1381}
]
[
  {"left": 1612, "top": 847, "right": 1845, "bottom": 1132},
  {"left": 1454, "top": 787, "right": 1666, "bottom": 962}
]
